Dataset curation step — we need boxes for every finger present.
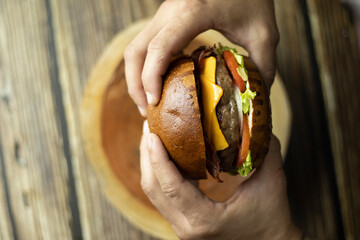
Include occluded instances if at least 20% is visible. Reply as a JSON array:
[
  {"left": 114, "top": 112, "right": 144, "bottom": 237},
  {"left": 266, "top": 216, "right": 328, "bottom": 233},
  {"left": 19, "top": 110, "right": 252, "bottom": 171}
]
[
  {"left": 242, "top": 134, "right": 283, "bottom": 183},
  {"left": 246, "top": 27, "right": 279, "bottom": 90},
  {"left": 146, "top": 132, "right": 215, "bottom": 219},
  {"left": 140, "top": 121, "right": 187, "bottom": 226},
  {"left": 256, "top": 134, "right": 283, "bottom": 176},
  {"left": 142, "top": 14, "right": 211, "bottom": 105},
  {"left": 124, "top": 7, "right": 173, "bottom": 116},
  {"left": 248, "top": 135, "right": 288, "bottom": 200},
  {"left": 125, "top": 27, "right": 155, "bottom": 115},
  {"left": 140, "top": 121, "right": 157, "bottom": 194},
  {"left": 227, "top": 135, "right": 283, "bottom": 205}
]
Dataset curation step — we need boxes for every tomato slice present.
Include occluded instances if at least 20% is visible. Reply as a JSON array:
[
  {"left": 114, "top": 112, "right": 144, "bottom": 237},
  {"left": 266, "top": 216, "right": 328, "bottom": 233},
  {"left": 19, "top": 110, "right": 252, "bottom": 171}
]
[
  {"left": 223, "top": 50, "right": 246, "bottom": 93},
  {"left": 237, "top": 113, "right": 250, "bottom": 166}
]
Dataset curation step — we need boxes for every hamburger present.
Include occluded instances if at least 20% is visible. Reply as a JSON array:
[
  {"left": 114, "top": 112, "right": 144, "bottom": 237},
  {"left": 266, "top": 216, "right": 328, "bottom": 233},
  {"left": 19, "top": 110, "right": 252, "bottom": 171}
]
[{"left": 147, "top": 44, "right": 271, "bottom": 181}]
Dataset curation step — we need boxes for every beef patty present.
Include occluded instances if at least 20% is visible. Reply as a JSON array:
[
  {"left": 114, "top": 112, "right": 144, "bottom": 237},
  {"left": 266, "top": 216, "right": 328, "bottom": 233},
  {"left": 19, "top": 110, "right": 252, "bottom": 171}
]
[{"left": 215, "top": 55, "right": 241, "bottom": 171}]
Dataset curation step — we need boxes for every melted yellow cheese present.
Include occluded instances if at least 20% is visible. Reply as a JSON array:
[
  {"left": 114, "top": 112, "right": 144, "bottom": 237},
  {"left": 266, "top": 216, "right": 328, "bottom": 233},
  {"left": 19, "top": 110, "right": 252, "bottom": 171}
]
[{"left": 200, "top": 57, "right": 229, "bottom": 151}]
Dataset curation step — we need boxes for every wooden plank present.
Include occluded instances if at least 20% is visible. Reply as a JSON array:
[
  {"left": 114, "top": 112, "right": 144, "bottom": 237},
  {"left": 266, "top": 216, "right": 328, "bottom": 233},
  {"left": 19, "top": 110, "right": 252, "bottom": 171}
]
[
  {"left": 48, "top": 0, "right": 161, "bottom": 239},
  {"left": 0, "top": 146, "right": 14, "bottom": 240},
  {"left": 0, "top": 0, "right": 78, "bottom": 239},
  {"left": 274, "top": 0, "right": 343, "bottom": 239},
  {"left": 0, "top": 11, "right": 14, "bottom": 239},
  {"left": 306, "top": 0, "right": 360, "bottom": 239}
]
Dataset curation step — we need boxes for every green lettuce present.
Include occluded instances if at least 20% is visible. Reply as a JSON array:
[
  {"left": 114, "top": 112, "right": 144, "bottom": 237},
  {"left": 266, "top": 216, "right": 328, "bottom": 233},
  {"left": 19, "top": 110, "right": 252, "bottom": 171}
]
[
  {"left": 217, "top": 43, "right": 248, "bottom": 81},
  {"left": 217, "top": 43, "right": 238, "bottom": 55},
  {"left": 234, "top": 54, "right": 244, "bottom": 67},
  {"left": 237, "top": 66, "right": 248, "bottom": 81},
  {"left": 238, "top": 151, "right": 253, "bottom": 177},
  {"left": 234, "top": 54, "right": 248, "bottom": 81},
  {"left": 241, "top": 88, "right": 256, "bottom": 114}
]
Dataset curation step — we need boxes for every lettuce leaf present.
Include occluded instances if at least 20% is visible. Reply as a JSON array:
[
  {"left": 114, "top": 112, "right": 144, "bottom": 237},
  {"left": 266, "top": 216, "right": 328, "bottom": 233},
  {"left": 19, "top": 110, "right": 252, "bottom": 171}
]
[
  {"left": 241, "top": 88, "right": 256, "bottom": 114},
  {"left": 238, "top": 151, "right": 253, "bottom": 177},
  {"left": 237, "top": 66, "right": 248, "bottom": 81},
  {"left": 217, "top": 43, "right": 238, "bottom": 55},
  {"left": 234, "top": 54, "right": 244, "bottom": 67}
]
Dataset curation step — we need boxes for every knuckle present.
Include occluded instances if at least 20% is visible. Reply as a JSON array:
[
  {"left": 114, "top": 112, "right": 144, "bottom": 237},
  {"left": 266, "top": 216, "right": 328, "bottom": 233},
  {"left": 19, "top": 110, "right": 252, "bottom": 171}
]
[
  {"left": 165, "top": 19, "right": 182, "bottom": 36},
  {"left": 161, "top": 183, "right": 179, "bottom": 199},
  {"left": 149, "top": 156, "right": 161, "bottom": 169},
  {"left": 256, "top": 24, "right": 280, "bottom": 47},
  {"left": 147, "top": 38, "right": 165, "bottom": 55}
]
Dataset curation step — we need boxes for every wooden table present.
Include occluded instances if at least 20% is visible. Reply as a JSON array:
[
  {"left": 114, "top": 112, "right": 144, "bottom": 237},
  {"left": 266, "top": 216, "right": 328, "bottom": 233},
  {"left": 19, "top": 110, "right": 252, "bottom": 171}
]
[{"left": 0, "top": 0, "right": 359, "bottom": 239}]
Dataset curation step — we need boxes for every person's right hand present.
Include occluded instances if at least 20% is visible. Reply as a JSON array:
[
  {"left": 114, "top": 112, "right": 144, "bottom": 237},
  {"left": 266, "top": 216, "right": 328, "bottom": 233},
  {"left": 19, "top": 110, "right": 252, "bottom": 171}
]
[
  {"left": 125, "top": 0, "right": 279, "bottom": 116},
  {"left": 140, "top": 121, "right": 301, "bottom": 240}
]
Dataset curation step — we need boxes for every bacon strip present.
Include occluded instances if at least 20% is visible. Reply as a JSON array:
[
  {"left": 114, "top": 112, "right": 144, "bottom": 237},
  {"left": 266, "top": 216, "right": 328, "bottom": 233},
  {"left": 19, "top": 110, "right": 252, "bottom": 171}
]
[
  {"left": 205, "top": 138, "right": 223, "bottom": 183},
  {"left": 191, "top": 46, "right": 215, "bottom": 73}
]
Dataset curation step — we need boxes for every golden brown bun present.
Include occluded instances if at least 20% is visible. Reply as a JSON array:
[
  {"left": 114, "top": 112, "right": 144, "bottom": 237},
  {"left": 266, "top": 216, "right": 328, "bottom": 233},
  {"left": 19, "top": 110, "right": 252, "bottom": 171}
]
[
  {"left": 147, "top": 57, "right": 207, "bottom": 179},
  {"left": 244, "top": 57, "right": 272, "bottom": 169}
]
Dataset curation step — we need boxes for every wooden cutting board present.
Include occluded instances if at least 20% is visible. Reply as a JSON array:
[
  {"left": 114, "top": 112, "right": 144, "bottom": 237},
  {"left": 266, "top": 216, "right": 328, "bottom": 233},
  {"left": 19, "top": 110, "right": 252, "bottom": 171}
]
[{"left": 81, "top": 19, "right": 292, "bottom": 240}]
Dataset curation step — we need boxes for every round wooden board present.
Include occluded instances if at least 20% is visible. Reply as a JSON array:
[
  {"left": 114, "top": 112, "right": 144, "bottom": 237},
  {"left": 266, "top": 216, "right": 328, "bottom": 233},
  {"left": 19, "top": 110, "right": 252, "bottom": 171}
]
[{"left": 81, "top": 19, "right": 292, "bottom": 240}]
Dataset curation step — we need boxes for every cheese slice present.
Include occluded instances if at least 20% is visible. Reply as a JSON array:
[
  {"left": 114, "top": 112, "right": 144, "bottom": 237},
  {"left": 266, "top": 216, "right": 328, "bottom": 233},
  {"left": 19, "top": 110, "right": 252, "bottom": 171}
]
[{"left": 200, "top": 57, "right": 229, "bottom": 151}]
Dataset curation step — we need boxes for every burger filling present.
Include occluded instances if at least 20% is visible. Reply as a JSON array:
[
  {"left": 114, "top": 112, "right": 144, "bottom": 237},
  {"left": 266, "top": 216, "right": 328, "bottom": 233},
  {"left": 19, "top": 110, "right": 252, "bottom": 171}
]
[
  {"left": 218, "top": 44, "right": 257, "bottom": 177},
  {"left": 192, "top": 46, "right": 227, "bottom": 181},
  {"left": 192, "top": 45, "right": 257, "bottom": 179}
]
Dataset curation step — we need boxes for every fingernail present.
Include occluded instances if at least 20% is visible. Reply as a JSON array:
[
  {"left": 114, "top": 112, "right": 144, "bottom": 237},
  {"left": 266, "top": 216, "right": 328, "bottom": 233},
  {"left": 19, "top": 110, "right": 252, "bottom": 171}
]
[
  {"left": 137, "top": 105, "right": 146, "bottom": 117},
  {"left": 146, "top": 134, "right": 153, "bottom": 149},
  {"left": 146, "top": 91, "right": 155, "bottom": 105},
  {"left": 143, "top": 120, "right": 149, "bottom": 135}
]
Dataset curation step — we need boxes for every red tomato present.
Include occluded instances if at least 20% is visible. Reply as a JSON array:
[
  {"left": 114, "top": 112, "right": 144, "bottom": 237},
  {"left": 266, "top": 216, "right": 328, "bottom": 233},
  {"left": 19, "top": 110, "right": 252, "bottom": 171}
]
[
  {"left": 237, "top": 114, "right": 250, "bottom": 166},
  {"left": 223, "top": 50, "right": 246, "bottom": 93}
]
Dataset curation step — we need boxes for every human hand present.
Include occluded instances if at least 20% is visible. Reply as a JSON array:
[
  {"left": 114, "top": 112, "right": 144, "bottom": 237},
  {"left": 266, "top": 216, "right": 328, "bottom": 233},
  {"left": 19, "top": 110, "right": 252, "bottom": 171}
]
[
  {"left": 125, "top": 0, "right": 279, "bottom": 116},
  {"left": 140, "top": 121, "right": 301, "bottom": 240}
]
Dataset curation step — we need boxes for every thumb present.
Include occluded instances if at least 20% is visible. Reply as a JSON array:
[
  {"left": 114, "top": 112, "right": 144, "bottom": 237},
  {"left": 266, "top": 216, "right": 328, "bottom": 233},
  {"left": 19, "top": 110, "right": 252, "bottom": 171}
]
[{"left": 147, "top": 133, "right": 214, "bottom": 218}]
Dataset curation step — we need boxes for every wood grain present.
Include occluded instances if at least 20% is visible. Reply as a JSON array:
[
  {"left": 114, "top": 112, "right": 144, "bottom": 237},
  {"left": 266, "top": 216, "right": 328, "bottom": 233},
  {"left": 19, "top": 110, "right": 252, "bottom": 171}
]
[
  {"left": 0, "top": 146, "right": 14, "bottom": 240},
  {"left": 0, "top": 0, "right": 356, "bottom": 239},
  {"left": 0, "top": 10, "right": 14, "bottom": 238},
  {"left": 0, "top": 0, "right": 77, "bottom": 239},
  {"left": 275, "top": 0, "right": 343, "bottom": 239},
  {"left": 0, "top": 0, "right": 161, "bottom": 239},
  {"left": 306, "top": 0, "right": 360, "bottom": 239},
  {"left": 47, "top": 0, "right": 161, "bottom": 239}
]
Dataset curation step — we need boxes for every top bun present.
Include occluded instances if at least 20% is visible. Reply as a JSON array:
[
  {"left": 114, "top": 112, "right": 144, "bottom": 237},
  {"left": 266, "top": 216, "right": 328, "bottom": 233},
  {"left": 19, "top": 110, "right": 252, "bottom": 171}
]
[{"left": 147, "top": 57, "right": 207, "bottom": 179}]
